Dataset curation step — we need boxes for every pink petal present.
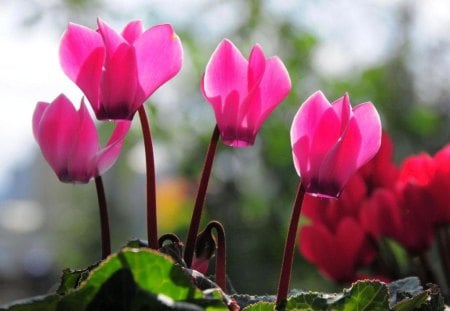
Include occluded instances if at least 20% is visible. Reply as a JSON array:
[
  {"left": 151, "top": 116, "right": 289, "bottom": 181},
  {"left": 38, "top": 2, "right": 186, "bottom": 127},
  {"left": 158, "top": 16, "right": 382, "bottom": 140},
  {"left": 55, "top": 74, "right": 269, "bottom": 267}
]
[
  {"left": 34, "top": 94, "right": 79, "bottom": 181},
  {"left": 291, "top": 92, "right": 330, "bottom": 179},
  {"left": 247, "top": 44, "right": 266, "bottom": 90},
  {"left": 306, "top": 107, "right": 342, "bottom": 187},
  {"left": 59, "top": 23, "right": 104, "bottom": 109},
  {"left": 202, "top": 39, "right": 248, "bottom": 103},
  {"left": 317, "top": 102, "right": 381, "bottom": 197},
  {"left": 330, "top": 93, "right": 351, "bottom": 134},
  {"left": 352, "top": 102, "right": 382, "bottom": 168},
  {"left": 67, "top": 100, "right": 99, "bottom": 182},
  {"left": 291, "top": 92, "right": 342, "bottom": 187},
  {"left": 217, "top": 91, "right": 245, "bottom": 146},
  {"left": 292, "top": 137, "right": 310, "bottom": 180},
  {"left": 133, "top": 24, "right": 183, "bottom": 101},
  {"left": 290, "top": 91, "right": 331, "bottom": 145},
  {"left": 97, "top": 18, "right": 127, "bottom": 57},
  {"left": 317, "top": 115, "right": 362, "bottom": 197},
  {"left": 99, "top": 44, "right": 141, "bottom": 119},
  {"left": 247, "top": 56, "right": 291, "bottom": 131},
  {"left": 121, "top": 20, "right": 143, "bottom": 44},
  {"left": 235, "top": 44, "right": 266, "bottom": 132},
  {"left": 32, "top": 102, "right": 49, "bottom": 141},
  {"left": 95, "top": 120, "right": 131, "bottom": 175}
]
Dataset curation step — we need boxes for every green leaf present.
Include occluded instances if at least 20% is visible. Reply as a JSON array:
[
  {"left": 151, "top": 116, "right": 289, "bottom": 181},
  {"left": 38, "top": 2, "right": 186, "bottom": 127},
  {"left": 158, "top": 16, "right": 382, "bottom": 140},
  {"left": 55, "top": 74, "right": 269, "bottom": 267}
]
[
  {"left": 0, "top": 295, "right": 59, "bottom": 311},
  {"left": 287, "top": 292, "right": 337, "bottom": 310},
  {"left": 56, "top": 268, "right": 90, "bottom": 295},
  {"left": 2, "top": 248, "right": 229, "bottom": 311},
  {"left": 58, "top": 248, "right": 205, "bottom": 310},
  {"left": 231, "top": 294, "right": 275, "bottom": 309},
  {"left": 332, "top": 281, "right": 389, "bottom": 311},
  {"left": 393, "top": 291, "right": 428, "bottom": 311},
  {"left": 242, "top": 301, "right": 275, "bottom": 311}
]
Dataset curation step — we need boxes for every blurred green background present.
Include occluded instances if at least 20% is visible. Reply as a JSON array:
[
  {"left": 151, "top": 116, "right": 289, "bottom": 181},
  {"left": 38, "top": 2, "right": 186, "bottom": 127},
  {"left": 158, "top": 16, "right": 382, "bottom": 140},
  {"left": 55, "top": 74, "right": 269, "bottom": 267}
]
[{"left": 0, "top": 0, "right": 449, "bottom": 305}]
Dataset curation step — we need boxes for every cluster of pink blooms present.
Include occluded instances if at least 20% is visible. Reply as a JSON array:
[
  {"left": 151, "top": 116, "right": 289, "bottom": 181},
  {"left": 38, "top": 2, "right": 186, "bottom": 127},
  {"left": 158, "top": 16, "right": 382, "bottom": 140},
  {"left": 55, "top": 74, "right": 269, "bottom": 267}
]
[
  {"left": 32, "top": 18, "right": 389, "bottom": 304},
  {"left": 33, "top": 19, "right": 182, "bottom": 182},
  {"left": 300, "top": 131, "right": 450, "bottom": 282},
  {"left": 33, "top": 19, "right": 381, "bottom": 189}
]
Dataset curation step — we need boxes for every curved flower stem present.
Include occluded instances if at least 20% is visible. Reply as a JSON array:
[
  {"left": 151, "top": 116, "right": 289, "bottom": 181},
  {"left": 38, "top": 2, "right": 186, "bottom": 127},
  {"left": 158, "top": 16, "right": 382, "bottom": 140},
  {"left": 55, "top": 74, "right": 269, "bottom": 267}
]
[
  {"left": 184, "top": 125, "right": 220, "bottom": 267},
  {"left": 138, "top": 106, "right": 158, "bottom": 250},
  {"left": 276, "top": 181, "right": 306, "bottom": 308},
  {"left": 205, "top": 221, "right": 227, "bottom": 292},
  {"left": 95, "top": 176, "right": 111, "bottom": 259}
]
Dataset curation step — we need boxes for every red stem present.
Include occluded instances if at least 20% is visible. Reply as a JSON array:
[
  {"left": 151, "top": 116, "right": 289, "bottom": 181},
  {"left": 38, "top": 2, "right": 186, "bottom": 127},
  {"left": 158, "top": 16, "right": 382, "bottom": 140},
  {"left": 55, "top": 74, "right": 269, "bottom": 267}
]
[
  {"left": 138, "top": 106, "right": 158, "bottom": 249},
  {"left": 184, "top": 125, "right": 220, "bottom": 267},
  {"left": 95, "top": 176, "right": 111, "bottom": 259},
  {"left": 276, "top": 181, "right": 306, "bottom": 308}
]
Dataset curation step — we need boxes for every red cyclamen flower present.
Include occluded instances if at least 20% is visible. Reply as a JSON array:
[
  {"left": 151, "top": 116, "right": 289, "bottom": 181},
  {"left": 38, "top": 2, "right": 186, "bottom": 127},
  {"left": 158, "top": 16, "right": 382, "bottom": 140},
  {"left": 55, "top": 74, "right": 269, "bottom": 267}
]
[
  {"left": 60, "top": 19, "right": 183, "bottom": 120},
  {"left": 429, "top": 144, "right": 450, "bottom": 224},
  {"left": 300, "top": 218, "right": 376, "bottom": 282},
  {"left": 291, "top": 91, "right": 382, "bottom": 198},
  {"left": 201, "top": 39, "right": 291, "bottom": 147},
  {"left": 33, "top": 94, "right": 130, "bottom": 183}
]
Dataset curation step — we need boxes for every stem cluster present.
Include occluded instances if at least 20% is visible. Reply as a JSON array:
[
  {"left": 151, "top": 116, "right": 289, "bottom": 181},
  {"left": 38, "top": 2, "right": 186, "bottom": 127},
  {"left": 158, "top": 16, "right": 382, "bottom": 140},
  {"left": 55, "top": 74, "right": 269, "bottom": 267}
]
[{"left": 93, "top": 119, "right": 306, "bottom": 308}]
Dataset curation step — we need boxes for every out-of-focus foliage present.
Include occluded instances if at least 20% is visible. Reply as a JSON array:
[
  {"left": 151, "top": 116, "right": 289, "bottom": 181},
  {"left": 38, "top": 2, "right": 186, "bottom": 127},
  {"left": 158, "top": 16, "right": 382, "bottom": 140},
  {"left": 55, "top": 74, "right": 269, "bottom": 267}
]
[{"left": 1, "top": 0, "right": 449, "bottom": 305}]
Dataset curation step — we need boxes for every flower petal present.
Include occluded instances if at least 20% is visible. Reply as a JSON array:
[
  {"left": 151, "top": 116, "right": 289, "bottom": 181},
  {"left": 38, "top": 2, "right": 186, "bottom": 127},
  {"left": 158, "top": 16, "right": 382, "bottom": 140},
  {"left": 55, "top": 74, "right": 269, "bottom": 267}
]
[
  {"left": 121, "top": 20, "right": 143, "bottom": 44},
  {"left": 59, "top": 23, "right": 104, "bottom": 109},
  {"left": 317, "top": 102, "right": 381, "bottom": 197},
  {"left": 97, "top": 18, "right": 127, "bottom": 56},
  {"left": 317, "top": 114, "right": 362, "bottom": 197},
  {"left": 95, "top": 120, "right": 131, "bottom": 175},
  {"left": 399, "top": 153, "right": 435, "bottom": 186},
  {"left": 133, "top": 24, "right": 183, "bottom": 101},
  {"left": 247, "top": 44, "right": 266, "bottom": 90},
  {"left": 330, "top": 93, "right": 351, "bottom": 135},
  {"left": 202, "top": 39, "right": 248, "bottom": 103},
  {"left": 300, "top": 218, "right": 366, "bottom": 282},
  {"left": 67, "top": 100, "right": 99, "bottom": 182},
  {"left": 352, "top": 102, "right": 382, "bottom": 168},
  {"left": 290, "top": 91, "right": 331, "bottom": 146},
  {"left": 291, "top": 92, "right": 329, "bottom": 178},
  {"left": 99, "top": 44, "right": 141, "bottom": 119},
  {"left": 247, "top": 56, "right": 291, "bottom": 132},
  {"left": 291, "top": 92, "right": 342, "bottom": 189},
  {"left": 32, "top": 102, "right": 49, "bottom": 141},
  {"left": 34, "top": 94, "right": 79, "bottom": 181}
]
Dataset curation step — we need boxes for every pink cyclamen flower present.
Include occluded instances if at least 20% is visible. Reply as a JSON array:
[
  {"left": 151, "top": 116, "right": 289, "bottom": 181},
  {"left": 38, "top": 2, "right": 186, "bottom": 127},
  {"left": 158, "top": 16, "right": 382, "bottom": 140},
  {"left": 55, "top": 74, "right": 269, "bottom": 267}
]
[
  {"left": 60, "top": 19, "right": 183, "bottom": 120},
  {"left": 291, "top": 91, "right": 381, "bottom": 198},
  {"left": 201, "top": 39, "right": 291, "bottom": 147},
  {"left": 33, "top": 94, "right": 131, "bottom": 183}
]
